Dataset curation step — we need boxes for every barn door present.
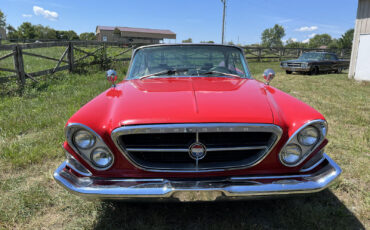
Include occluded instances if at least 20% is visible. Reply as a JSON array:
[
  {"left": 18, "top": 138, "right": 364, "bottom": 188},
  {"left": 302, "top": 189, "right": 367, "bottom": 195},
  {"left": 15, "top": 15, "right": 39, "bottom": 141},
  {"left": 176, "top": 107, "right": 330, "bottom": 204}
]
[{"left": 355, "top": 34, "right": 370, "bottom": 81}]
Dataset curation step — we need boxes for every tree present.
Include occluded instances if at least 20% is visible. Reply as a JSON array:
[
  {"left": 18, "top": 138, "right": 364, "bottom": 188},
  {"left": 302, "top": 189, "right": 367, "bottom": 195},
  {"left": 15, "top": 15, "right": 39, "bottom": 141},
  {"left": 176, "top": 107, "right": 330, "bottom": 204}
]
[
  {"left": 285, "top": 39, "right": 308, "bottom": 48},
  {"left": 56, "top": 30, "right": 79, "bottom": 40},
  {"left": 328, "top": 39, "right": 340, "bottom": 49},
  {"left": 261, "top": 24, "right": 285, "bottom": 48},
  {"left": 18, "top": 22, "right": 36, "bottom": 39},
  {"left": 200, "top": 40, "right": 214, "bottom": 43},
  {"left": 308, "top": 34, "right": 332, "bottom": 48},
  {"left": 80, "top": 32, "right": 96, "bottom": 40},
  {"left": 113, "top": 27, "right": 121, "bottom": 36},
  {"left": 34, "top": 25, "right": 57, "bottom": 39},
  {"left": 285, "top": 39, "right": 300, "bottom": 48},
  {"left": 6, "top": 25, "right": 18, "bottom": 39},
  {"left": 227, "top": 41, "right": 235, "bottom": 45},
  {"left": 338, "top": 29, "right": 354, "bottom": 49},
  {"left": 0, "top": 9, "right": 6, "bottom": 28},
  {"left": 182, "top": 38, "right": 192, "bottom": 43}
]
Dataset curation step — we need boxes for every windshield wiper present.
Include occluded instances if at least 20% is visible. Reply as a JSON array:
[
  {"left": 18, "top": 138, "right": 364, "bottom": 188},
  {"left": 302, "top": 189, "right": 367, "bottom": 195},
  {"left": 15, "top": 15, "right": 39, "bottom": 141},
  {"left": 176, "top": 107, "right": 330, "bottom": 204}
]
[
  {"left": 139, "top": 68, "right": 188, "bottom": 80},
  {"left": 199, "top": 71, "right": 242, "bottom": 79}
]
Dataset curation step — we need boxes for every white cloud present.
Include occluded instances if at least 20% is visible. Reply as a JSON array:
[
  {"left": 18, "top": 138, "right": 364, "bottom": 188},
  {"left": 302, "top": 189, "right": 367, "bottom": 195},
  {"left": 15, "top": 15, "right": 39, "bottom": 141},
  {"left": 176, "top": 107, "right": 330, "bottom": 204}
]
[
  {"left": 291, "top": 38, "right": 298, "bottom": 42},
  {"left": 22, "top": 14, "right": 33, "bottom": 18},
  {"left": 33, "top": 6, "right": 58, "bottom": 20},
  {"left": 302, "top": 39, "right": 310, "bottom": 43},
  {"left": 308, "top": 33, "right": 317, "bottom": 38},
  {"left": 296, "top": 26, "right": 318, "bottom": 32},
  {"left": 277, "top": 18, "right": 293, "bottom": 24}
]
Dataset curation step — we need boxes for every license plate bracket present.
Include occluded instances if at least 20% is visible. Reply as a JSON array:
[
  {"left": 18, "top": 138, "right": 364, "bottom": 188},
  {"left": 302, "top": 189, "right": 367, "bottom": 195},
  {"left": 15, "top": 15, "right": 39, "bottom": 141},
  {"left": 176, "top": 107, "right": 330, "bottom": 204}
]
[{"left": 173, "top": 191, "right": 223, "bottom": 202}]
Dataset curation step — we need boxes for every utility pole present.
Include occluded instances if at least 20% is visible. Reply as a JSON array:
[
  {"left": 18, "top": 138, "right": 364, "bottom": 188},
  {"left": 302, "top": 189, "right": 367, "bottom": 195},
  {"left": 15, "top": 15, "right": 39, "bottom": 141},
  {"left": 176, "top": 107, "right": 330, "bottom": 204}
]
[{"left": 221, "top": 0, "right": 226, "bottom": 44}]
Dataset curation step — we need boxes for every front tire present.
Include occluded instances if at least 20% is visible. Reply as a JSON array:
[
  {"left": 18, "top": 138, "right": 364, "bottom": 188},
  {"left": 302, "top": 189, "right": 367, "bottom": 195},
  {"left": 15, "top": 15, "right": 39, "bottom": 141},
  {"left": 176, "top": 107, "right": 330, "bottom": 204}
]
[
  {"left": 286, "top": 70, "right": 292, "bottom": 74},
  {"left": 310, "top": 67, "right": 319, "bottom": 75},
  {"left": 335, "top": 67, "right": 343, "bottom": 73}
]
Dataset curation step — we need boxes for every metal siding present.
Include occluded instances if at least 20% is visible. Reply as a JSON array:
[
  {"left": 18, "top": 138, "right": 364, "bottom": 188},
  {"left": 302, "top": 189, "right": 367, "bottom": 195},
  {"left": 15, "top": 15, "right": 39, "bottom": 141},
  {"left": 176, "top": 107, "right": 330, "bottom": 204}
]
[
  {"left": 349, "top": 0, "right": 370, "bottom": 79},
  {"left": 354, "top": 34, "right": 370, "bottom": 80}
]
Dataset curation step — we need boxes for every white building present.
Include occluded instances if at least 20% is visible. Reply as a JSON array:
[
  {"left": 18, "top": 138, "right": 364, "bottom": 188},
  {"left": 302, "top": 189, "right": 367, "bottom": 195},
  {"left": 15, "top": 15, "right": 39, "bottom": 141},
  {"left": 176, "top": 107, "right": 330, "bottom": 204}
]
[{"left": 349, "top": 0, "right": 370, "bottom": 81}]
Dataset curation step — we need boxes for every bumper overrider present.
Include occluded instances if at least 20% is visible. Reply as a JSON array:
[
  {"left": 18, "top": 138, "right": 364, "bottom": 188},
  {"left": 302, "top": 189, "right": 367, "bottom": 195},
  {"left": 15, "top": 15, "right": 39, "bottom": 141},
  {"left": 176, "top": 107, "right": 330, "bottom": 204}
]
[{"left": 53, "top": 153, "right": 341, "bottom": 201}]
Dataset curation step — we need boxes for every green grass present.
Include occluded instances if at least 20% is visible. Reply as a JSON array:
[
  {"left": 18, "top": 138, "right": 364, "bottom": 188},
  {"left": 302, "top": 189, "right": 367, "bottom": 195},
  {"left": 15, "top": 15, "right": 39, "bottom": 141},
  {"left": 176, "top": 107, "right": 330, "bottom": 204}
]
[{"left": 0, "top": 61, "right": 369, "bottom": 229}]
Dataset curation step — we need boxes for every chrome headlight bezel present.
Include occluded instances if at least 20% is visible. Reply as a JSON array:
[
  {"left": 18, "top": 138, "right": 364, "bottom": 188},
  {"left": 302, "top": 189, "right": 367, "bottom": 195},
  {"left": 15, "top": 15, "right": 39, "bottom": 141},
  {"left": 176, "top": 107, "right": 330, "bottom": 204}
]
[
  {"left": 90, "top": 147, "right": 114, "bottom": 168},
  {"left": 297, "top": 126, "right": 319, "bottom": 146},
  {"left": 73, "top": 130, "right": 96, "bottom": 149},
  {"left": 65, "top": 123, "right": 114, "bottom": 170},
  {"left": 279, "top": 120, "right": 327, "bottom": 167}
]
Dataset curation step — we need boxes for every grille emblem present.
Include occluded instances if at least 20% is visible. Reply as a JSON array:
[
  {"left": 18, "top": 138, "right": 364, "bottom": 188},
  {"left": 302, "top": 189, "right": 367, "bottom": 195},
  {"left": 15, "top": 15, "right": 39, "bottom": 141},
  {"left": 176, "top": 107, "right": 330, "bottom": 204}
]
[{"left": 189, "top": 142, "right": 207, "bottom": 160}]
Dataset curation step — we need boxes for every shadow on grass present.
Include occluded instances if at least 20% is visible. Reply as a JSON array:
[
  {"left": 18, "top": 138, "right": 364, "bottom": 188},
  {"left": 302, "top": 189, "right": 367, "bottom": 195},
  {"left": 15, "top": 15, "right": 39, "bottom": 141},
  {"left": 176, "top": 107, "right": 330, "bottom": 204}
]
[{"left": 93, "top": 190, "right": 364, "bottom": 230}]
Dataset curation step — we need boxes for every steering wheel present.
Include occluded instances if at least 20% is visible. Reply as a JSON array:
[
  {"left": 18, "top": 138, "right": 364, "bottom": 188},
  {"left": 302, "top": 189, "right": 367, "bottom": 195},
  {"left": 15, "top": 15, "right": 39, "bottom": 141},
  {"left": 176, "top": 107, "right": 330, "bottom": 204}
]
[{"left": 209, "top": 66, "right": 231, "bottom": 73}]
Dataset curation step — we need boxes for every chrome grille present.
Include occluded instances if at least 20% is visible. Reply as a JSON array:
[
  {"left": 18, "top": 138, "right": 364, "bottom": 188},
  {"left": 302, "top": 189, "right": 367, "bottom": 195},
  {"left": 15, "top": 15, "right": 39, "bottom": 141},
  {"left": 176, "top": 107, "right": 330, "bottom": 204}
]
[
  {"left": 111, "top": 123, "right": 282, "bottom": 172},
  {"left": 287, "top": 63, "right": 302, "bottom": 67}
]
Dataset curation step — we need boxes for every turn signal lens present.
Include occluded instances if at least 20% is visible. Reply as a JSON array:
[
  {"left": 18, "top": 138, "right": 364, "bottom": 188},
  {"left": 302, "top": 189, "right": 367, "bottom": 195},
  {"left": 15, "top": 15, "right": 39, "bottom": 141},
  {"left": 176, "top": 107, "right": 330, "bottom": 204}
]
[
  {"left": 298, "top": 126, "right": 319, "bottom": 146},
  {"left": 73, "top": 130, "right": 95, "bottom": 149},
  {"left": 91, "top": 147, "right": 113, "bottom": 168},
  {"left": 281, "top": 144, "right": 302, "bottom": 164}
]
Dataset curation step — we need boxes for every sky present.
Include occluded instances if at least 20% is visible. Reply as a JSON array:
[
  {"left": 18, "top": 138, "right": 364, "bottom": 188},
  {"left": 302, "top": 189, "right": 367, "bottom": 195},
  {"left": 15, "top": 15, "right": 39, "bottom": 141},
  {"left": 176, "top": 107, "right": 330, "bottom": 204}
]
[{"left": 0, "top": 0, "right": 358, "bottom": 44}]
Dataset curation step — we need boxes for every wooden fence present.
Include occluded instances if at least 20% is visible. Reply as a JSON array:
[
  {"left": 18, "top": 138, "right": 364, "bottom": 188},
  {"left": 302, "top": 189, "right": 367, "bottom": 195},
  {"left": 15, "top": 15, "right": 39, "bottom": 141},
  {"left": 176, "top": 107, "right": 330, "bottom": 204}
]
[
  {"left": 0, "top": 41, "right": 351, "bottom": 89},
  {"left": 0, "top": 41, "right": 133, "bottom": 87},
  {"left": 241, "top": 46, "right": 351, "bottom": 62}
]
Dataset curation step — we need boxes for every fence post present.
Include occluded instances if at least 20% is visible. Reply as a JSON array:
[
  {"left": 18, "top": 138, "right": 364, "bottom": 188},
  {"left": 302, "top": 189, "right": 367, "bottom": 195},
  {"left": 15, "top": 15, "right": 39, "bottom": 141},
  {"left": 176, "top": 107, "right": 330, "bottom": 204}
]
[
  {"left": 68, "top": 42, "right": 74, "bottom": 72},
  {"left": 258, "top": 48, "right": 262, "bottom": 62},
  {"left": 13, "top": 45, "right": 26, "bottom": 89}
]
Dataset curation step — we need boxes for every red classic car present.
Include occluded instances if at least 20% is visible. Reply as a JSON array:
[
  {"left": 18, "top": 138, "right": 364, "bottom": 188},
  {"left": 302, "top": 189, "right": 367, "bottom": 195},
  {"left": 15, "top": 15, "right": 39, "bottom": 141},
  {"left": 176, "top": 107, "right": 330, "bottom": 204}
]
[{"left": 54, "top": 44, "right": 341, "bottom": 201}]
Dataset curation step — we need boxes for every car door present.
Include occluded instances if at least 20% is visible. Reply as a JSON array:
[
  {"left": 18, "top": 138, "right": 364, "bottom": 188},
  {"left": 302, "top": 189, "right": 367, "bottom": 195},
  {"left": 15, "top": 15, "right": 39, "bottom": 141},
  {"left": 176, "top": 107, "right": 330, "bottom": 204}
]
[
  {"left": 329, "top": 54, "right": 339, "bottom": 71},
  {"left": 321, "top": 54, "right": 332, "bottom": 71}
]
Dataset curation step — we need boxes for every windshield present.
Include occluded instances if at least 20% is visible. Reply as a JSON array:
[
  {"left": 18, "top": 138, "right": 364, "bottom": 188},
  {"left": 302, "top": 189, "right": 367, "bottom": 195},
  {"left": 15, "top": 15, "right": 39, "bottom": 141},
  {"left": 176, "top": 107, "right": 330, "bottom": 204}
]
[
  {"left": 127, "top": 45, "right": 251, "bottom": 79},
  {"left": 298, "top": 53, "right": 325, "bottom": 61}
]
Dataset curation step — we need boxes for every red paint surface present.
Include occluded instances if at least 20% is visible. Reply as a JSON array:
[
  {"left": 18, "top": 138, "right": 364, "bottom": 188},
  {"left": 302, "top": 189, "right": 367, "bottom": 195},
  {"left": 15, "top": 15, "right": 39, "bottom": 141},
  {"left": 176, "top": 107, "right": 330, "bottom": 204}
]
[{"left": 66, "top": 76, "right": 326, "bottom": 178}]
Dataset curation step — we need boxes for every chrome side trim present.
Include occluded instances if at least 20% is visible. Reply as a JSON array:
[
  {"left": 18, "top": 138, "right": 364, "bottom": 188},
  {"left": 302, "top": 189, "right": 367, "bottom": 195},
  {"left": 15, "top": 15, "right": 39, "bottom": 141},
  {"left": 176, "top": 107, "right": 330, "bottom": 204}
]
[
  {"left": 53, "top": 153, "right": 341, "bottom": 200},
  {"left": 279, "top": 120, "right": 327, "bottom": 167},
  {"left": 111, "top": 123, "right": 283, "bottom": 172}
]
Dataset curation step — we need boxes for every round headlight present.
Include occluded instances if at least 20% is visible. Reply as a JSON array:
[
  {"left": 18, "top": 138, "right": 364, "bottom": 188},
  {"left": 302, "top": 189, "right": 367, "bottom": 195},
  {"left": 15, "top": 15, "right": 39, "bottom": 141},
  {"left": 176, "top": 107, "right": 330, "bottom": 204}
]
[
  {"left": 281, "top": 144, "right": 302, "bottom": 164},
  {"left": 298, "top": 126, "right": 319, "bottom": 146},
  {"left": 73, "top": 130, "right": 95, "bottom": 149},
  {"left": 91, "top": 147, "right": 113, "bottom": 168}
]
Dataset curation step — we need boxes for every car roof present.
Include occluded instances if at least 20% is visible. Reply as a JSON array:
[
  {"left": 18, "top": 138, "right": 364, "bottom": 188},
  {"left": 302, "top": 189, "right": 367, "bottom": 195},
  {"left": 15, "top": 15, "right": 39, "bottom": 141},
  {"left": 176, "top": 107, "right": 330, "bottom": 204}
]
[{"left": 303, "top": 51, "right": 336, "bottom": 55}]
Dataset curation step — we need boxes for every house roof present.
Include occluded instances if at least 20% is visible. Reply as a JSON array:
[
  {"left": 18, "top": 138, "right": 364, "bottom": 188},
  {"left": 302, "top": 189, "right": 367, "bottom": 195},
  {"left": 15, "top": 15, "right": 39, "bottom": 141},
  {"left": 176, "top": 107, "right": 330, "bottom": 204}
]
[{"left": 96, "top": 26, "right": 176, "bottom": 36}]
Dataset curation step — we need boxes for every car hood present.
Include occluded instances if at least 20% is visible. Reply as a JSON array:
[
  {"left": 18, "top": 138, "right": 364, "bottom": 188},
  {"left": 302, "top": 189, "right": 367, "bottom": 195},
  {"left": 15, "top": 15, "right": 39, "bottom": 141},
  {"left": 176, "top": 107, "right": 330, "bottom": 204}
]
[{"left": 69, "top": 77, "right": 275, "bottom": 130}]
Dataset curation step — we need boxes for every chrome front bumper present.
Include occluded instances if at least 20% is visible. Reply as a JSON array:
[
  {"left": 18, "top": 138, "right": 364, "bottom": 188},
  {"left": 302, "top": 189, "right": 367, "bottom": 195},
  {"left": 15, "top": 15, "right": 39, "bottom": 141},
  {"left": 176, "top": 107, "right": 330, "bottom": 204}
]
[
  {"left": 53, "top": 154, "right": 341, "bottom": 201},
  {"left": 281, "top": 66, "right": 311, "bottom": 72}
]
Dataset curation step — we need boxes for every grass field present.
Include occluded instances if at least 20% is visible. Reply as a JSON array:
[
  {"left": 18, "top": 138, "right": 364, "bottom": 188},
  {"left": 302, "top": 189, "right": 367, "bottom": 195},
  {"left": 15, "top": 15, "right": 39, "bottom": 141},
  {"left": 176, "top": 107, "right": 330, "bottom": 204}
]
[{"left": 0, "top": 61, "right": 369, "bottom": 229}]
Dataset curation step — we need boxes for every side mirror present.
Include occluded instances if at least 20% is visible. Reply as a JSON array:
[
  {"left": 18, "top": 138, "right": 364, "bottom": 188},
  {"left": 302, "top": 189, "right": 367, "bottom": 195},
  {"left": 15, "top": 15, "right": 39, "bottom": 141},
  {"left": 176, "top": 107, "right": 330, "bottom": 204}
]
[
  {"left": 263, "top": 69, "right": 275, "bottom": 85},
  {"left": 106, "top": 69, "right": 118, "bottom": 87}
]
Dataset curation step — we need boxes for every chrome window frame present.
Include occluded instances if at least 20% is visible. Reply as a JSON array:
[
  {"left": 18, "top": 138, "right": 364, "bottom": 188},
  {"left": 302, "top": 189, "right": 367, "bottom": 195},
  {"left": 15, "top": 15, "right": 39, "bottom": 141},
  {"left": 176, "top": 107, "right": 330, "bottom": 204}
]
[
  {"left": 111, "top": 123, "right": 282, "bottom": 172},
  {"left": 126, "top": 44, "right": 253, "bottom": 80}
]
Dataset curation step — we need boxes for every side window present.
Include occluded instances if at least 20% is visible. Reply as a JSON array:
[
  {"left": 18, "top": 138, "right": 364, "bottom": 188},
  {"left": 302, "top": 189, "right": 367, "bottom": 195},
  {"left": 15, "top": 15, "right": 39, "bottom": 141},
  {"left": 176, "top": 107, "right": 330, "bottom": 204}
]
[
  {"left": 324, "top": 54, "right": 331, "bottom": 60},
  {"left": 330, "top": 54, "right": 338, "bottom": 60},
  {"left": 229, "top": 52, "right": 245, "bottom": 75},
  {"left": 129, "top": 52, "right": 147, "bottom": 77},
  {"left": 102, "top": 36, "right": 107, "bottom": 42}
]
